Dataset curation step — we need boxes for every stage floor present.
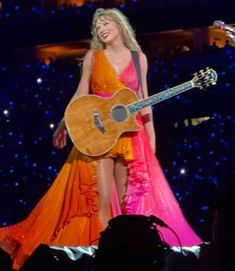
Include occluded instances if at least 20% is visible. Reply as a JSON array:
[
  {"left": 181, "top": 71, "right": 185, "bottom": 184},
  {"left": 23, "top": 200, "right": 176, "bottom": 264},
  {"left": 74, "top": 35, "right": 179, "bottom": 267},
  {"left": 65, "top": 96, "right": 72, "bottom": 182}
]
[{"left": 1, "top": 242, "right": 230, "bottom": 271}]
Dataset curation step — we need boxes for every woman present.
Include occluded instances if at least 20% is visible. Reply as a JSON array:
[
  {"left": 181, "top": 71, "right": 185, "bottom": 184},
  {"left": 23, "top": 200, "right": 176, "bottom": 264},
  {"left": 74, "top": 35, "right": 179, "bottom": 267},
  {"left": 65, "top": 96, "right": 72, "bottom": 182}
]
[
  {"left": 0, "top": 8, "right": 202, "bottom": 270},
  {"left": 53, "top": 7, "right": 156, "bottom": 228}
]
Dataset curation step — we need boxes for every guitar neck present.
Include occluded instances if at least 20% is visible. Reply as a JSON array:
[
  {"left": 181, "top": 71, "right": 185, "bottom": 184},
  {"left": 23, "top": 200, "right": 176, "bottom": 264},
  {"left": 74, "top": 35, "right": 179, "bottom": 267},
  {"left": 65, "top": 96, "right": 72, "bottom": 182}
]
[{"left": 128, "top": 80, "right": 193, "bottom": 113}]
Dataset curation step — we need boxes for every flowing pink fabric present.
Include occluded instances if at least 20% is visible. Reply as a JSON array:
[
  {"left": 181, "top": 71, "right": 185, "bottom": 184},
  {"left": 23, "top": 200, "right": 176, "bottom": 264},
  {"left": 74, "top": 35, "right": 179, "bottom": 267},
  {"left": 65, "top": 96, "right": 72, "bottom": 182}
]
[
  {"left": 0, "top": 50, "right": 202, "bottom": 271},
  {"left": 111, "top": 52, "right": 202, "bottom": 246}
]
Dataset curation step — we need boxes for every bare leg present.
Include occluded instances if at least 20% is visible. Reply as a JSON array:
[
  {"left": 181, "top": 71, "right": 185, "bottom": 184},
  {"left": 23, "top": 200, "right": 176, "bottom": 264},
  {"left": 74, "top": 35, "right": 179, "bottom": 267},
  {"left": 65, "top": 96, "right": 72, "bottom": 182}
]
[
  {"left": 114, "top": 157, "right": 128, "bottom": 210},
  {"left": 96, "top": 158, "right": 114, "bottom": 227}
]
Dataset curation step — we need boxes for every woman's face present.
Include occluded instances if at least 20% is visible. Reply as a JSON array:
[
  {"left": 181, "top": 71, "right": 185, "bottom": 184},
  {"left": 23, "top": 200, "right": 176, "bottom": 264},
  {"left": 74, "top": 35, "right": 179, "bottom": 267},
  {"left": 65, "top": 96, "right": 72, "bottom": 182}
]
[{"left": 95, "top": 16, "right": 121, "bottom": 45}]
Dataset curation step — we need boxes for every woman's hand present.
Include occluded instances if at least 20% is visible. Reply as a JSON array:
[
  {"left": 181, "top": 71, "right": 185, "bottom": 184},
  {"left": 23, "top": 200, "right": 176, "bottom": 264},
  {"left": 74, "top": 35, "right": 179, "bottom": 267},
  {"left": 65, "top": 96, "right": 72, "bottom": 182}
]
[
  {"left": 52, "top": 121, "right": 67, "bottom": 149},
  {"left": 141, "top": 111, "right": 156, "bottom": 154}
]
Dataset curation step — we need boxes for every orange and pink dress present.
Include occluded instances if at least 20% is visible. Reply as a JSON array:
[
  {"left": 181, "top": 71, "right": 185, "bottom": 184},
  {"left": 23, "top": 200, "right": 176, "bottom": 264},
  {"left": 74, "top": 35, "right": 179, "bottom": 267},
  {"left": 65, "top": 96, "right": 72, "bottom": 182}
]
[{"left": 0, "top": 50, "right": 202, "bottom": 270}]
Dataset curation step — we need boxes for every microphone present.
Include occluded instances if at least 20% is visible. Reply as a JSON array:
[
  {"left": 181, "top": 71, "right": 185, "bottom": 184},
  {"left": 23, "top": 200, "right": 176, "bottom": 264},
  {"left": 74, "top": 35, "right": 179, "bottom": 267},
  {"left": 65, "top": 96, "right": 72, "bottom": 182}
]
[
  {"left": 149, "top": 215, "right": 168, "bottom": 228},
  {"left": 213, "top": 20, "right": 235, "bottom": 34}
]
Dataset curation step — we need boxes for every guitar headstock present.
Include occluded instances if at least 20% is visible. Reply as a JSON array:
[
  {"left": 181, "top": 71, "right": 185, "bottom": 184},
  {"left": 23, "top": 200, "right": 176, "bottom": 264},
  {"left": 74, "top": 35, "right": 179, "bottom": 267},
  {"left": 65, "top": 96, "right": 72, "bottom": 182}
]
[{"left": 192, "top": 67, "right": 218, "bottom": 89}]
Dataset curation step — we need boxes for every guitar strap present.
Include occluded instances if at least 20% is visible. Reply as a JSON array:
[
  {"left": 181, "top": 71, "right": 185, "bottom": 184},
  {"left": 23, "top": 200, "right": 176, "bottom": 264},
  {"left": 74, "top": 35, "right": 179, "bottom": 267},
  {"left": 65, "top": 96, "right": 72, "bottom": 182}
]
[{"left": 131, "top": 50, "right": 144, "bottom": 99}]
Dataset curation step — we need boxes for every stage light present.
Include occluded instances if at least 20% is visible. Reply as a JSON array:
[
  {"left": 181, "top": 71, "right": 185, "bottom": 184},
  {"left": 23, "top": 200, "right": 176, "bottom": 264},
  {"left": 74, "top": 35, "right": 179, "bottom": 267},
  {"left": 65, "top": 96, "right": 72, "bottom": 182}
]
[
  {"left": 49, "top": 123, "right": 55, "bottom": 129},
  {"left": 36, "top": 77, "right": 42, "bottom": 84},
  {"left": 3, "top": 109, "right": 9, "bottom": 116}
]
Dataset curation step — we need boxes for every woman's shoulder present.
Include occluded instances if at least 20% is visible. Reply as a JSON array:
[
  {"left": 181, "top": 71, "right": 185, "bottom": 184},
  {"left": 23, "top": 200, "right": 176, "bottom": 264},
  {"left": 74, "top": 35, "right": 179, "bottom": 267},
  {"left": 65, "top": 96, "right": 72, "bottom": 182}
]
[
  {"left": 82, "top": 49, "right": 104, "bottom": 71},
  {"left": 85, "top": 49, "right": 104, "bottom": 57},
  {"left": 83, "top": 49, "right": 95, "bottom": 61},
  {"left": 137, "top": 51, "right": 148, "bottom": 68},
  {"left": 137, "top": 51, "right": 147, "bottom": 61},
  {"left": 83, "top": 49, "right": 103, "bottom": 63}
]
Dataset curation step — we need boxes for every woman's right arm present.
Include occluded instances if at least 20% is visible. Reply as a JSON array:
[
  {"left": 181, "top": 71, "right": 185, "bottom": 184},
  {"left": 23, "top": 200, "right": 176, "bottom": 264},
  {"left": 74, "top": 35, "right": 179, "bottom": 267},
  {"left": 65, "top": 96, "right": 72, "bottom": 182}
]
[{"left": 52, "top": 50, "right": 94, "bottom": 149}]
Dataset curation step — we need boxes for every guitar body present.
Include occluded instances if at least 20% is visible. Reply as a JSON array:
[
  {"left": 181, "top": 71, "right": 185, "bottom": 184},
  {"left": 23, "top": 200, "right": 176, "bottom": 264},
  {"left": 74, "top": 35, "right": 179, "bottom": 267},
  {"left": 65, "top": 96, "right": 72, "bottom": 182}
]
[
  {"left": 64, "top": 67, "right": 218, "bottom": 156},
  {"left": 65, "top": 88, "right": 140, "bottom": 156}
]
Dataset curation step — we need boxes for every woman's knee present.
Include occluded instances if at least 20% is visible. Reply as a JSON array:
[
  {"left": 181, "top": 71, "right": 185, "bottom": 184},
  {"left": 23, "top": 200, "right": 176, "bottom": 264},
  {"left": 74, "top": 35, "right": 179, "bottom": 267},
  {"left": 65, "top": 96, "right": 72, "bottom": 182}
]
[{"left": 99, "top": 191, "right": 112, "bottom": 205}]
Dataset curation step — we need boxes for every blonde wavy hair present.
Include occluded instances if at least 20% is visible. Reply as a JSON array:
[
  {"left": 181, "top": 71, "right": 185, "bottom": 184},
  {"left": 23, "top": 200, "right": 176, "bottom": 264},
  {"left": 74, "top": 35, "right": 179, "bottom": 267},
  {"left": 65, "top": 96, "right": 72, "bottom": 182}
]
[{"left": 90, "top": 8, "right": 141, "bottom": 51}]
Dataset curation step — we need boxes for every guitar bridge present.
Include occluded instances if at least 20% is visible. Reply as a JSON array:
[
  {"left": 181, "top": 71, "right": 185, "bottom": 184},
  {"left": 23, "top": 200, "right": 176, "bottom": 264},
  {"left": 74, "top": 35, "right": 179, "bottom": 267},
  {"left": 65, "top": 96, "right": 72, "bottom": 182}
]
[{"left": 93, "top": 111, "right": 105, "bottom": 133}]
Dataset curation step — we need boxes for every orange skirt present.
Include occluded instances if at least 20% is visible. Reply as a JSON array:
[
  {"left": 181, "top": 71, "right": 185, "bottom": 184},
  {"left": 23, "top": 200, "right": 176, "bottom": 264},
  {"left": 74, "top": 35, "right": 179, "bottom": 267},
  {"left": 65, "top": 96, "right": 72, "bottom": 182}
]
[{"left": 0, "top": 133, "right": 134, "bottom": 270}]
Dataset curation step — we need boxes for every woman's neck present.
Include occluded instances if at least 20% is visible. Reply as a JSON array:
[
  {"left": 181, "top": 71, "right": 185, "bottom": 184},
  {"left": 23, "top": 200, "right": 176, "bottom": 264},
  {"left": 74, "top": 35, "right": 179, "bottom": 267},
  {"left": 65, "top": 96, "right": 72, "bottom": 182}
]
[
  {"left": 106, "top": 46, "right": 128, "bottom": 55},
  {"left": 105, "top": 38, "right": 128, "bottom": 55}
]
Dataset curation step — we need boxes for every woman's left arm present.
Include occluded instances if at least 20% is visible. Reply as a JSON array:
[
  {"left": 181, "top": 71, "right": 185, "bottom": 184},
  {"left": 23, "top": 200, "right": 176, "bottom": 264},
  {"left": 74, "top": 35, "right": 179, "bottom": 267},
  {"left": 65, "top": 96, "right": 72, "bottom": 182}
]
[{"left": 139, "top": 52, "right": 156, "bottom": 153}]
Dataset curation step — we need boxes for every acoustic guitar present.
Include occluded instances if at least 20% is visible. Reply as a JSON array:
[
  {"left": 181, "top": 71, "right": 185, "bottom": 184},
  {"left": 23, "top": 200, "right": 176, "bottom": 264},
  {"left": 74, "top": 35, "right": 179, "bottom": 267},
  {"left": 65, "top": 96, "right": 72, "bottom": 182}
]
[{"left": 65, "top": 67, "right": 217, "bottom": 157}]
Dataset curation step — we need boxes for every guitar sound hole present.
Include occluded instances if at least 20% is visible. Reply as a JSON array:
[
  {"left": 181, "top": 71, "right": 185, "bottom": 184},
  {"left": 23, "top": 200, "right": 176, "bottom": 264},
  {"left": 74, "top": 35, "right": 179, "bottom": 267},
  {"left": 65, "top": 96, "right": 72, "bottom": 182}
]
[{"left": 111, "top": 105, "right": 128, "bottom": 122}]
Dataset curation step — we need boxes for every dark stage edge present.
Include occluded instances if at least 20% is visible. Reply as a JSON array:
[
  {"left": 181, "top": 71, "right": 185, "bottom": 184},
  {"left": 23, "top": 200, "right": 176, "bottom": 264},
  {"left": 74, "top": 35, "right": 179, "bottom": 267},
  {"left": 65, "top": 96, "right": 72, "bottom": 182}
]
[{"left": 0, "top": 242, "right": 230, "bottom": 271}]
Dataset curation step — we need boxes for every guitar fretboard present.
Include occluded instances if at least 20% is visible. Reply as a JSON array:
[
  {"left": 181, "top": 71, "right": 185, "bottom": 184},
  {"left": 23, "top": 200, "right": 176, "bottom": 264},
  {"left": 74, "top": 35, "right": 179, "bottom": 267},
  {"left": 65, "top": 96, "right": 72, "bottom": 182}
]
[{"left": 128, "top": 81, "right": 193, "bottom": 113}]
